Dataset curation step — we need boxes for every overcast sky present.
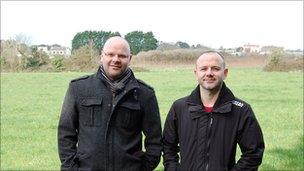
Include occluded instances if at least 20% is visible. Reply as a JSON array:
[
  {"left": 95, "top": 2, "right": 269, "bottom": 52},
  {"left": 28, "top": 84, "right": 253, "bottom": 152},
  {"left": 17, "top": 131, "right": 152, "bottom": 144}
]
[{"left": 1, "top": 1, "right": 303, "bottom": 50}]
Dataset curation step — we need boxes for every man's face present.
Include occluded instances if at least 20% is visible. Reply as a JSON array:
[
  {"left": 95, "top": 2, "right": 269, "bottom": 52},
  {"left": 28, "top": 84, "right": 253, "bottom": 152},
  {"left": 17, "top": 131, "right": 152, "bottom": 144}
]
[
  {"left": 194, "top": 53, "right": 228, "bottom": 92},
  {"left": 101, "top": 38, "right": 131, "bottom": 80}
]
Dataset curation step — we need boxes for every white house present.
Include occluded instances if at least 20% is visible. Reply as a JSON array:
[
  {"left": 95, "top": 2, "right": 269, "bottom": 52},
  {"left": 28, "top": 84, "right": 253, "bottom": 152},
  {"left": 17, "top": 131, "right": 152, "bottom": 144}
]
[
  {"left": 37, "top": 46, "right": 49, "bottom": 54},
  {"left": 243, "top": 43, "right": 260, "bottom": 53},
  {"left": 49, "top": 46, "right": 71, "bottom": 58}
]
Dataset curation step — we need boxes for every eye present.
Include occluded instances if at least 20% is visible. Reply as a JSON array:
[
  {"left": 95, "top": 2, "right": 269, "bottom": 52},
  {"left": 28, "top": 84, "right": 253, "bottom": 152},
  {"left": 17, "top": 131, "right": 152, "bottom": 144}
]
[
  {"left": 118, "top": 54, "right": 128, "bottom": 59},
  {"left": 200, "top": 67, "right": 207, "bottom": 71},
  {"left": 212, "top": 67, "right": 221, "bottom": 71},
  {"left": 104, "top": 52, "right": 115, "bottom": 58},
  {"left": 108, "top": 53, "right": 115, "bottom": 57}
]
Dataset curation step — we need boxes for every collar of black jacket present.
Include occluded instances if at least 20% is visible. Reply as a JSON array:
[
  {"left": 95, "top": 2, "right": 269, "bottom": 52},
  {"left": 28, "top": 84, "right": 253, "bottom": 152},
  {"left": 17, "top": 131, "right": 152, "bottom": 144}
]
[
  {"left": 186, "top": 82, "right": 235, "bottom": 119},
  {"left": 95, "top": 66, "right": 140, "bottom": 94}
]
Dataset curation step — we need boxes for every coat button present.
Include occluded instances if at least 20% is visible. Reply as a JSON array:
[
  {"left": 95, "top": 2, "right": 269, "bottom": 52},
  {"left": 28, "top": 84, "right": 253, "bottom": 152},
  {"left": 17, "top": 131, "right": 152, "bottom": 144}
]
[{"left": 108, "top": 104, "right": 111, "bottom": 107}]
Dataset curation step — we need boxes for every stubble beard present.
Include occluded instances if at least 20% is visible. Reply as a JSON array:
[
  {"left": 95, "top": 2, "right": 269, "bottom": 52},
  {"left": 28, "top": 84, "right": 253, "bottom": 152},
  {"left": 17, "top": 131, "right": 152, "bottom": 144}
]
[{"left": 201, "top": 80, "right": 223, "bottom": 93}]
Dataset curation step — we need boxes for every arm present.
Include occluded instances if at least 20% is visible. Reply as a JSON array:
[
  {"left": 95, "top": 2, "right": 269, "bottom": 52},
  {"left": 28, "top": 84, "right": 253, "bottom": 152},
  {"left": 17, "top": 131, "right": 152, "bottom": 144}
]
[
  {"left": 163, "top": 104, "right": 180, "bottom": 171},
  {"left": 232, "top": 106, "right": 265, "bottom": 171},
  {"left": 58, "top": 83, "right": 79, "bottom": 170},
  {"left": 141, "top": 92, "right": 163, "bottom": 170}
]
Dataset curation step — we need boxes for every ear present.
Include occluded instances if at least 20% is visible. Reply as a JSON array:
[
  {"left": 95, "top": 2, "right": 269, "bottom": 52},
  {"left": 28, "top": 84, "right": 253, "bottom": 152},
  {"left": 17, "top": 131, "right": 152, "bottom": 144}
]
[
  {"left": 224, "top": 68, "right": 228, "bottom": 78},
  {"left": 194, "top": 68, "right": 197, "bottom": 76},
  {"left": 129, "top": 54, "right": 132, "bottom": 61}
]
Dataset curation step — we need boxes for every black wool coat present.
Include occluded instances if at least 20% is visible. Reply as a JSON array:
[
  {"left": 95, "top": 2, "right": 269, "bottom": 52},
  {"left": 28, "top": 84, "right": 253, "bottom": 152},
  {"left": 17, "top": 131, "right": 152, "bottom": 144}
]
[{"left": 58, "top": 68, "right": 162, "bottom": 171}]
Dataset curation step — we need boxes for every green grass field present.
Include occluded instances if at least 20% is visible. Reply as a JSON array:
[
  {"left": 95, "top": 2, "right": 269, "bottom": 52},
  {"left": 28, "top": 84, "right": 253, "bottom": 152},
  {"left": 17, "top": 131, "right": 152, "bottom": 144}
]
[{"left": 1, "top": 68, "right": 303, "bottom": 170}]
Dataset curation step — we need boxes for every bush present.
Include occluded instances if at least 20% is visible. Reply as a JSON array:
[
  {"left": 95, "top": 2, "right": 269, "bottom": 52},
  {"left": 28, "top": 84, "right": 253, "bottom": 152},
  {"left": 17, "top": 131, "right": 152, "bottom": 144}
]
[
  {"left": 65, "top": 44, "right": 99, "bottom": 71},
  {"left": 21, "top": 47, "right": 50, "bottom": 70},
  {"left": 0, "top": 40, "right": 24, "bottom": 71},
  {"left": 0, "top": 56, "right": 6, "bottom": 68},
  {"left": 51, "top": 55, "right": 64, "bottom": 71},
  {"left": 22, "top": 55, "right": 40, "bottom": 69},
  {"left": 264, "top": 50, "right": 303, "bottom": 72},
  {"left": 264, "top": 50, "right": 283, "bottom": 71}
]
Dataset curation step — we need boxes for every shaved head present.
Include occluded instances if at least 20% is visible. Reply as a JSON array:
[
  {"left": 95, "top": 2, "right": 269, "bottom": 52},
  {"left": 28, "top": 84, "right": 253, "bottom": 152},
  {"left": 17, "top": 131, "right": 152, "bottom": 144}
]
[
  {"left": 196, "top": 51, "right": 226, "bottom": 69},
  {"left": 102, "top": 36, "right": 131, "bottom": 55}
]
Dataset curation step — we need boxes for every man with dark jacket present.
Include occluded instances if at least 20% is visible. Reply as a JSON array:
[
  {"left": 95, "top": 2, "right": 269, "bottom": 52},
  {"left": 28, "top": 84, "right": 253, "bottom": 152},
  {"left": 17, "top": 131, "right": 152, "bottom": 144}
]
[
  {"left": 58, "top": 36, "right": 162, "bottom": 170},
  {"left": 163, "top": 51, "right": 264, "bottom": 171}
]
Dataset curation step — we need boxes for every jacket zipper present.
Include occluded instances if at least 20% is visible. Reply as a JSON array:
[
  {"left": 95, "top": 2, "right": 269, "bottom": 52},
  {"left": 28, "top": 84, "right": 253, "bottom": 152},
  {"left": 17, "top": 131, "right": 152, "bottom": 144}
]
[{"left": 205, "top": 114, "right": 213, "bottom": 171}]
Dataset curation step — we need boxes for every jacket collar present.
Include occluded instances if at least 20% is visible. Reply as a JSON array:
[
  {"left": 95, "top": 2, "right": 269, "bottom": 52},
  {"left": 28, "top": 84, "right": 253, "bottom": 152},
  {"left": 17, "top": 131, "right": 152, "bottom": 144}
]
[
  {"left": 186, "top": 82, "right": 235, "bottom": 119},
  {"left": 96, "top": 66, "right": 139, "bottom": 91},
  {"left": 95, "top": 66, "right": 140, "bottom": 103}
]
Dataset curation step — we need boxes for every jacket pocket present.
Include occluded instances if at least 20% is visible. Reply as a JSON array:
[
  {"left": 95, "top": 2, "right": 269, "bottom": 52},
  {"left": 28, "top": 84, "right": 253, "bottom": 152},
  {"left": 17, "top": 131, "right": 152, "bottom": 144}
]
[
  {"left": 117, "top": 101, "right": 141, "bottom": 129},
  {"left": 80, "top": 97, "right": 103, "bottom": 126}
]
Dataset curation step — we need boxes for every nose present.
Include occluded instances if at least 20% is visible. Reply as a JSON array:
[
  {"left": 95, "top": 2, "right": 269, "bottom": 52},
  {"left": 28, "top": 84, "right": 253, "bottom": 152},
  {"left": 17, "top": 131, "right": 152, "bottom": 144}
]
[
  {"left": 206, "top": 68, "right": 213, "bottom": 76},
  {"left": 112, "top": 54, "right": 120, "bottom": 62}
]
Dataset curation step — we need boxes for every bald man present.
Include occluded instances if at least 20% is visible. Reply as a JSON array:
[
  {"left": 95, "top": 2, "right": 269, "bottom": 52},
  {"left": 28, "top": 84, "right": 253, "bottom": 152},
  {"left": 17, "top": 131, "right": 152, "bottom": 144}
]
[
  {"left": 58, "top": 36, "right": 162, "bottom": 170},
  {"left": 163, "top": 51, "right": 264, "bottom": 171}
]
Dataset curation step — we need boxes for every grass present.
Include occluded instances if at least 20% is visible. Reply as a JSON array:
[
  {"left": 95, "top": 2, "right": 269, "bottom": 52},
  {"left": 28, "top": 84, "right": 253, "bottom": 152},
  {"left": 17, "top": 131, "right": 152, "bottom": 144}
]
[{"left": 1, "top": 68, "right": 303, "bottom": 170}]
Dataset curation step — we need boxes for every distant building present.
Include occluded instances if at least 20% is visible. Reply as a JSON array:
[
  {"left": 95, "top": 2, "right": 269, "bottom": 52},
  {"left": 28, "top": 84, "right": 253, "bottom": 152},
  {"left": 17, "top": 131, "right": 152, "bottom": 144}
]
[
  {"left": 216, "top": 47, "right": 244, "bottom": 56},
  {"left": 49, "top": 46, "right": 71, "bottom": 58},
  {"left": 35, "top": 44, "right": 71, "bottom": 58},
  {"left": 260, "top": 46, "right": 284, "bottom": 55},
  {"left": 285, "top": 49, "right": 303, "bottom": 56},
  {"left": 37, "top": 46, "right": 49, "bottom": 54},
  {"left": 243, "top": 43, "right": 260, "bottom": 53}
]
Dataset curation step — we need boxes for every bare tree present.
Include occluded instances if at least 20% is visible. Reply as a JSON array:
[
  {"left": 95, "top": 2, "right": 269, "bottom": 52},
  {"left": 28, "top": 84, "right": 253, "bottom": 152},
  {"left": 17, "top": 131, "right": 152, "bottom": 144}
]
[{"left": 14, "top": 33, "right": 32, "bottom": 45}]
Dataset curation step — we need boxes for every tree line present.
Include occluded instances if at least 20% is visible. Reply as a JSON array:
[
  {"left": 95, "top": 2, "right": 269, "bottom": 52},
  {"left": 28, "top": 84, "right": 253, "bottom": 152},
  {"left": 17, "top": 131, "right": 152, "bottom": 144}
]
[
  {"left": 0, "top": 30, "right": 209, "bottom": 72},
  {"left": 72, "top": 30, "right": 159, "bottom": 55},
  {"left": 71, "top": 30, "right": 206, "bottom": 55}
]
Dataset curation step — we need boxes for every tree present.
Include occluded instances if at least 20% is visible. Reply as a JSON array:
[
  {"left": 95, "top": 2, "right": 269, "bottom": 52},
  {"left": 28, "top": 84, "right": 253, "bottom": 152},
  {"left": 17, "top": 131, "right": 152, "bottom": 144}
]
[
  {"left": 236, "top": 46, "right": 244, "bottom": 52},
  {"left": 175, "top": 41, "right": 190, "bottom": 48},
  {"left": 22, "top": 46, "right": 49, "bottom": 69},
  {"left": 14, "top": 33, "right": 32, "bottom": 45},
  {"left": 157, "top": 41, "right": 179, "bottom": 50},
  {"left": 194, "top": 44, "right": 210, "bottom": 50},
  {"left": 66, "top": 44, "right": 99, "bottom": 71},
  {"left": 264, "top": 49, "right": 284, "bottom": 71},
  {"left": 71, "top": 30, "right": 121, "bottom": 52},
  {"left": 124, "top": 31, "right": 158, "bottom": 55},
  {"left": 0, "top": 39, "right": 24, "bottom": 71}
]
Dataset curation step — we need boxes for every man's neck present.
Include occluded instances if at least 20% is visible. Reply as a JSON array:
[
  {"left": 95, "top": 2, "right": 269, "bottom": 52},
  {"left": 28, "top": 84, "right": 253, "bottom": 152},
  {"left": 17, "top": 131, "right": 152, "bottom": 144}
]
[{"left": 200, "top": 86, "right": 221, "bottom": 107}]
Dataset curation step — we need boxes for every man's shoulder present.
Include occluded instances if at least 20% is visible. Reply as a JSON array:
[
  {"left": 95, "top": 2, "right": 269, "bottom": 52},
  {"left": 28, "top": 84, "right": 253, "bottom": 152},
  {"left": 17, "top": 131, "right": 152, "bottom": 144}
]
[
  {"left": 136, "top": 79, "right": 154, "bottom": 91},
  {"left": 171, "top": 96, "right": 188, "bottom": 107},
  {"left": 231, "top": 98, "right": 250, "bottom": 108},
  {"left": 70, "top": 74, "right": 95, "bottom": 84},
  {"left": 71, "top": 75, "right": 89, "bottom": 82}
]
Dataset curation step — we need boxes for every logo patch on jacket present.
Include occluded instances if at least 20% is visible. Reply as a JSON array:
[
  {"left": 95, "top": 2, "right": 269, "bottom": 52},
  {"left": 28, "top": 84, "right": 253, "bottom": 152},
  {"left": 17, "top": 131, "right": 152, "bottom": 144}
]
[{"left": 232, "top": 100, "right": 244, "bottom": 107}]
